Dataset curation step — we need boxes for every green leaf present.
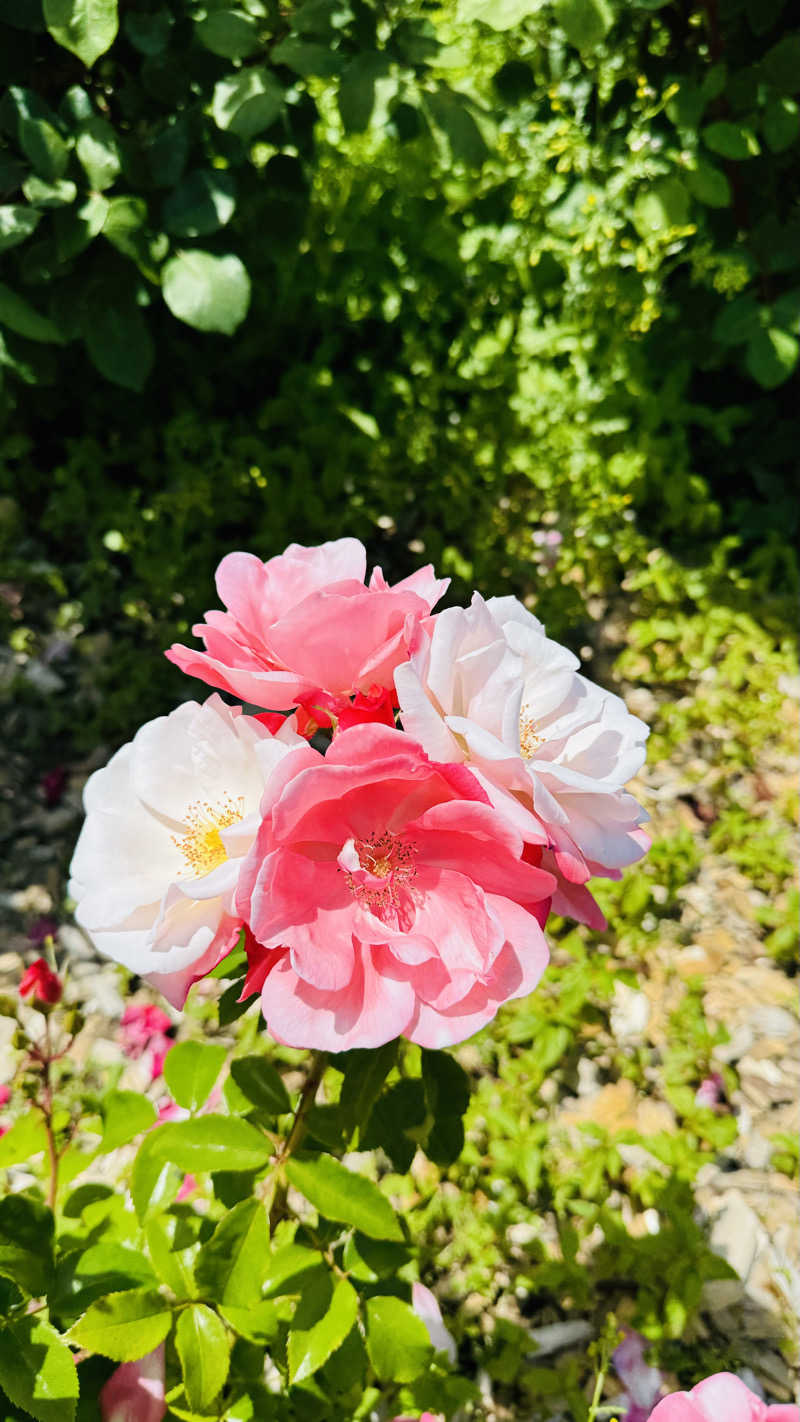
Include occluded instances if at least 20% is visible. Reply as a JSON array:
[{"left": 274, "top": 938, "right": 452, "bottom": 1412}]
[
  {"left": 0, "top": 1316, "right": 78, "bottom": 1422},
  {"left": 493, "top": 59, "right": 536, "bottom": 102},
  {"left": 83, "top": 294, "right": 154, "bottom": 392},
  {"left": 145, "top": 1216, "right": 198, "bottom": 1299},
  {"left": 124, "top": 9, "right": 172, "bottom": 54},
  {"left": 745, "top": 0, "right": 784, "bottom": 35},
  {"left": 163, "top": 1040, "right": 227, "bottom": 1111},
  {"left": 685, "top": 158, "right": 731, "bottom": 208},
  {"left": 67, "top": 1287, "right": 172, "bottom": 1361},
  {"left": 176, "top": 1305, "right": 230, "bottom": 1411},
  {"left": 218, "top": 1299, "right": 286, "bottom": 1343},
  {"left": 19, "top": 119, "right": 70, "bottom": 183},
  {"left": 131, "top": 1133, "right": 182, "bottom": 1221},
  {"left": 337, "top": 54, "right": 388, "bottom": 134},
  {"left": 100, "top": 1090, "right": 158, "bottom": 1150},
  {"left": 762, "top": 35, "right": 800, "bottom": 94},
  {"left": 23, "top": 176, "right": 78, "bottom": 208},
  {"left": 0, "top": 284, "right": 63, "bottom": 343},
  {"left": 261, "top": 1242, "right": 324, "bottom": 1297},
  {"left": 162, "top": 251, "right": 251, "bottom": 335},
  {"left": 0, "top": 1194, "right": 54, "bottom": 1298},
  {"left": 163, "top": 171, "right": 237, "bottom": 239},
  {"left": 211, "top": 69, "right": 284, "bottom": 141},
  {"left": 0, "top": 206, "right": 41, "bottom": 253},
  {"left": 229, "top": 1055, "right": 291, "bottom": 1116},
  {"left": 703, "top": 120, "right": 760, "bottom": 159},
  {"left": 424, "top": 90, "right": 488, "bottom": 166},
  {"left": 102, "top": 195, "right": 149, "bottom": 260},
  {"left": 763, "top": 96, "right": 799, "bottom": 153},
  {"left": 272, "top": 37, "right": 342, "bottom": 77},
  {"left": 422, "top": 1048, "right": 471, "bottom": 1166},
  {"left": 194, "top": 1199, "right": 269, "bottom": 1306},
  {"left": 362, "top": 1078, "right": 428, "bottom": 1173},
  {"left": 711, "top": 292, "right": 762, "bottom": 347},
  {"left": 457, "top": 0, "right": 545, "bottom": 28},
  {"left": 288, "top": 1275, "right": 358, "bottom": 1384},
  {"left": 338, "top": 1041, "right": 399, "bottom": 1137},
  {"left": 195, "top": 9, "right": 261, "bottom": 59},
  {"left": 76, "top": 116, "right": 121, "bottom": 190},
  {"left": 364, "top": 1295, "right": 433, "bottom": 1383},
  {"left": 342, "top": 1234, "right": 410, "bottom": 1284},
  {"left": 218, "top": 979, "right": 256, "bottom": 1028},
  {"left": 43, "top": 0, "right": 118, "bottom": 65},
  {"left": 555, "top": 0, "right": 614, "bottom": 50},
  {"left": 0, "top": 1114, "right": 48, "bottom": 1168},
  {"left": 745, "top": 326, "right": 799, "bottom": 388},
  {"left": 632, "top": 177, "right": 690, "bottom": 235},
  {"left": 285, "top": 1154, "right": 403, "bottom": 1241},
  {"left": 773, "top": 287, "right": 800, "bottom": 333},
  {"left": 54, "top": 193, "right": 108, "bottom": 258}
]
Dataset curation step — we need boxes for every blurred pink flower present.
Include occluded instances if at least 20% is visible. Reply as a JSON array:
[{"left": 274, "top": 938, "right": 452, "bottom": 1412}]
[
  {"left": 0, "top": 1085, "right": 10, "bottom": 1107},
  {"left": 41, "top": 766, "right": 67, "bottom": 808},
  {"left": 176, "top": 1173, "right": 197, "bottom": 1201},
  {"left": 120, "top": 1004, "right": 172, "bottom": 1056},
  {"left": 99, "top": 1345, "right": 166, "bottom": 1422},
  {"left": 613, "top": 1328, "right": 662, "bottom": 1421},
  {"left": 19, "top": 958, "right": 62, "bottom": 1005},
  {"left": 694, "top": 1072, "right": 725, "bottom": 1110},
  {"left": 412, "top": 1282, "right": 457, "bottom": 1364},
  {"left": 28, "top": 916, "right": 58, "bottom": 947},
  {"left": 648, "top": 1373, "right": 799, "bottom": 1422},
  {"left": 166, "top": 539, "right": 447, "bottom": 715},
  {"left": 237, "top": 723, "right": 553, "bottom": 1051}
]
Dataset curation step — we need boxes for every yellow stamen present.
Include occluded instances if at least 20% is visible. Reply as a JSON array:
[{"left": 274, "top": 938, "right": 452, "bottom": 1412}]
[
  {"left": 519, "top": 708, "right": 544, "bottom": 759},
  {"left": 173, "top": 795, "right": 245, "bottom": 877}
]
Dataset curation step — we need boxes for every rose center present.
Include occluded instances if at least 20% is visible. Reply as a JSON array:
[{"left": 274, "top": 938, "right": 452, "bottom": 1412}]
[
  {"left": 519, "top": 707, "right": 544, "bottom": 759},
  {"left": 173, "top": 795, "right": 245, "bottom": 877},
  {"left": 345, "top": 831, "right": 416, "bottom": 911}
]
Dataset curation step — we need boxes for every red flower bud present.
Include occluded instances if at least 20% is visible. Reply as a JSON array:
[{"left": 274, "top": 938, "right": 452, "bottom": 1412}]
[{"left": 19, "top": 958, "right": 63, "bottom": 1005}]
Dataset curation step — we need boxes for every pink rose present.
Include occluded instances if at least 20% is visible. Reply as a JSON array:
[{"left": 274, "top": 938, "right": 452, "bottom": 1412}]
[
  {"left": 120, "top": 1004, "right": 172, "bottom": 1057},
  {"left": 648, "top": 1373, "right": 799, "bottom": 1422},
  {"left": 613, "top": 1328, "right": 662, "bottom": 1421},
  {"left": 236, "top": 723, "right": 553, "bottom": 1051},
  {"left": 166, "top": 539, "right": 447, "bottom": 717},
  {"left": 99, "top": 1345, "right": 166, "bottom": 1422},
  {"left": 396, "top": 593, "right": 649, "bottom": 929}
]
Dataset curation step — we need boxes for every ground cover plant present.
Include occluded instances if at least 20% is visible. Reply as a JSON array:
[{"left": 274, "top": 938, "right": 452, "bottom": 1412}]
[{"left": 0, "top": 0, "right": 798, "bottom": 1417}]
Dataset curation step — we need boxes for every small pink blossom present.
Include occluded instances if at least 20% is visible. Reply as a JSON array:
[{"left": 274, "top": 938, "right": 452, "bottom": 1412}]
[
  {"left": 19, "top": 958, "right": 62, "bottom": 1005},
  {"left": 176, "top": 1173, "right": 197, "bottom": 1201},
  {"left": 648, "top": 1373, "right": 799, "bottom": 1422},
  {"left": 392, "top": 1415, "right": 443, "bottom": 1421},
  {"left": 694, "top": 1072, "right": 725, "bottom": 1110},
  {"left": 236, "top": 723, "right": 553, "bottom": 1051},
  {"left": 0, "top": 1085, "right": 10, "bottom": 1108},
  {"left": 99, "top": 1345, "right": 166, "bottom": 1422},
  {"left": 120, "top": 1004, "right": 172, "bottom": 1056},
  {"left": 166, "top": 539, "right": 448, "bottom": 716}
]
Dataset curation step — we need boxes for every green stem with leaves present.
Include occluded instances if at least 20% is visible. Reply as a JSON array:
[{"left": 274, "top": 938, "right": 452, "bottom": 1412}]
[{"left": 268, "top": 1050, "right": 328, "bottom": 1230}]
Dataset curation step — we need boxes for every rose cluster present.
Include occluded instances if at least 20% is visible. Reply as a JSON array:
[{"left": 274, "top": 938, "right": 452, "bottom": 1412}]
[{"left": 69, "top": 539, "right": 649, "bottom": 1052}]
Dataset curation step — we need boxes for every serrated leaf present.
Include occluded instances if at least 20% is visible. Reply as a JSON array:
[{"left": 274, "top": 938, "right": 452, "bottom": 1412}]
[
  {"left": 176, "top": 1305, "right": 230, "bottom": 1411},
  {"left": 68, "top": 1287, "right": 171, "bottom": 1362},
  {"left": 364, "top": 1295, "right": 433, "bottom": 1383},
  {"left": 76, "top": 116, "right": 121, "bottom": 190},
  {"left": 0, "top": 1194, "right": 54, "bottom": 1298},
  {"left": 285, "top": 1154, "right": 403, "bottom": 1241},
  {"left": 194, "top": 1199, "right": 269, "bottom": 1306},
  {"left": 0, "top": 283, "right": 63, "bottom": 343},
  {"left": 0, "top": 206, "right": 41, "bottom": 253},
  {"left": 145, "top": 1216, "right": 198, "bottom": 1299},
  {"left": 745, "top": 326, "right": 799, "bottom": 388},
  {"left": 100, "top": 1089, "right": 158, "bottom": 1150},
  {"left": 219, "top": 1299, "right": 286, "bottom": 1342},
  {"left": 211, "top": 68, "right": 284, "bottom": 141},
  {"left": 0, "top": 1316, "right": 78, "bottom": 1422},
  {"left": 338, "top": 1040, "right": 398, "bottom": 1137},
  {"left": 43, "top": 0, "right": 118, "bottom": 65},
  {"left": 422, "top": 1048, "right": 470, "bottom": 1166},
  {"left": 229, "top": 1055, "right": 290, "bottom": 1115},
  {"left": 288, "top": 1274, "right": 358, "bottom": 1383},
  {"left": 195, "top": 9, "right": 261, "bottom": 59},
  {"left": 163, "top": 1041, "right": 227, "bottom": 1111},
  {"left": 162, "top": 251, "right": 251, "bottom": 335},
  {"left": 262, "top": 1242, "right": 324, "bottom": 1298}
]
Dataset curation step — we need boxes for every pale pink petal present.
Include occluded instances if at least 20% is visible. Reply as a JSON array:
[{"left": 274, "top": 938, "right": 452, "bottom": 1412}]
[
  {"left": 412, "top": 1282, "right": 457, "bottom": 1364},
  {"left": 260, "top": 945, "right": 416, "bottom": 1051},
  {"left": 99, "top": 1345, "right": 166, "bottom": 1422}
]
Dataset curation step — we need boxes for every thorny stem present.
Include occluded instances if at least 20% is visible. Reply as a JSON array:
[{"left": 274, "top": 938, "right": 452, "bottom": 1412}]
[
  {"left": 39, "top": 1013, "right": 59, "bottom": 1211},
  {"left": 268, "top": 1050, "right": 328, "bottom": 1231}
]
